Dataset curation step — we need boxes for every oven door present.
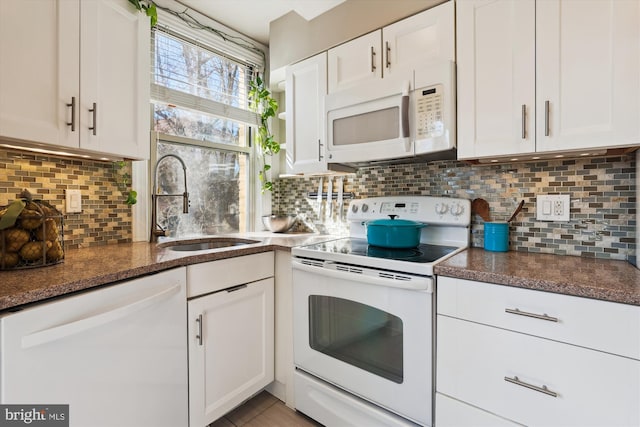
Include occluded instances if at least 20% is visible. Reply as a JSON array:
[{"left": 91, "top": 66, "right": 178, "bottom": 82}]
[{"left": 292, "top": 259, "right": 433, "bottom": 426}]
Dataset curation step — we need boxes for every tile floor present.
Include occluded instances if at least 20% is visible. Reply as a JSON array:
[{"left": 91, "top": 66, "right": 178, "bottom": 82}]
[{"left": 208, "top": 391, "right": 321, "bottom": 427}]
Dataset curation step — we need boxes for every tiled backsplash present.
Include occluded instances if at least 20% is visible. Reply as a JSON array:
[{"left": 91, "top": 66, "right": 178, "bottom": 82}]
[
  {"left": 0, "top": 149, "right": 132, "bottom": 249},
  {"left": 273, "top": 154, "right": 637, "bottom": 261}
]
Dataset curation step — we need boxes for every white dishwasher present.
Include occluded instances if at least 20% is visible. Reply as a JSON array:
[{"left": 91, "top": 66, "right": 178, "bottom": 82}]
[{"left": 0, "top": 267, "right": 189, "bottom": 427}]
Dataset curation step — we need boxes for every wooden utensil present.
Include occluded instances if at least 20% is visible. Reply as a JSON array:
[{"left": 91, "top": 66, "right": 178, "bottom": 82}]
[
  {"left": 471, "top": 198, "right": 491, "bottom": 222},
  {"left": 508, "top": 200, "right": 525, "bottom": 223}
]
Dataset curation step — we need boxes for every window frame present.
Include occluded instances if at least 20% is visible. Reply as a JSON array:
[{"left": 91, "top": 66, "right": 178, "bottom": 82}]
[{"left": 132, "top": 7, "right": 268, "bottom": 241}]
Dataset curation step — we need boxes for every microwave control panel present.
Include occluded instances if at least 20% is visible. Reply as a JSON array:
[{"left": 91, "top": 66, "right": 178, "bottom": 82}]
[{"left": 415, "top": 84, "right": 444, "bottom": 140}]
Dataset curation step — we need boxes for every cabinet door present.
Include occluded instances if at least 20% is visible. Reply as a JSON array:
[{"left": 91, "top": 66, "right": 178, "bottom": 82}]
[
  {"left": 188, "top": 278, "right": 275, "bottom": 427},
  {"left": 285, "top": 53, "right": 328, "bottom": 174},
  {"left": 0, "top": 0, "right": 79, "bottom": 149},
  {"left": 456, "top": 0, "right": 536, "bottom": 159},
  {"left": 80, "top": 0, "right": 150, "bottom": 159},
  {"left": 328, "top": 31, "right": 382, "bottom": 93},
  {"left": 536, "top": 0, "right": 640, "bottom": 152},
  {"left": 382, "top": 1, "right": 455, "bottom": 80}
]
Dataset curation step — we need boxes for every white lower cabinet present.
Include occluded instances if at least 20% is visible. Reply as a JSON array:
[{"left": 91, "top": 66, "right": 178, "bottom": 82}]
[
  {"left": 187, "top": 253, "right": 275, "bottom": 427},
  {"left": 436, "top": 276, "right": 640, "bottom": 426}
]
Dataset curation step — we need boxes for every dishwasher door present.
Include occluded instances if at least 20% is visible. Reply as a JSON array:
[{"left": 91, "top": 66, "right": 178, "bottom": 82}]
[{"left": 0, "top": 267, "right": 188, "bottom": 427}]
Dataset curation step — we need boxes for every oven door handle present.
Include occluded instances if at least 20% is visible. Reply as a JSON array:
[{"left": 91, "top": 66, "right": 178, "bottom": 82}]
[{"left": 292, "top": 259, "right": 433, "bottom": 292}]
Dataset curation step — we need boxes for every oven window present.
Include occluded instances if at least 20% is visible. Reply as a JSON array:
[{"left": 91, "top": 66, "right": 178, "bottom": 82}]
[{"left": 308, "top": 295, "right": 403, "bottom": 384}]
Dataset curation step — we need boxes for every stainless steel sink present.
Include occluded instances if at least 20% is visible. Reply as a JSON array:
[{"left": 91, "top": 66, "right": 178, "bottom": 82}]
[{"left": 158, "top": 238, "right": 261, "bottom": 252}]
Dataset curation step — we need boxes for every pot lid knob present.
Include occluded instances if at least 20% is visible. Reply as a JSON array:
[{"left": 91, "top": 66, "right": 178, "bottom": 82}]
[{"left": 388, "top": 215, "right": 398, "bottom": 220}]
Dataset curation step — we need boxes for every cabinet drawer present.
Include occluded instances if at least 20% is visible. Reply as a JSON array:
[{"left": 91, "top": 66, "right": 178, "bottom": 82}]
[
  {"left": 187, "top": 252, "right": 274, "bottom": 298},
  {"left": 437, "top": 316, "right": 640, "bottom": 426},
  {"left": 437, "top": 276, "right": 640, "bottom": 359},
  {"left": 435, "top": 393, "right": 522, "bottom": 427}
]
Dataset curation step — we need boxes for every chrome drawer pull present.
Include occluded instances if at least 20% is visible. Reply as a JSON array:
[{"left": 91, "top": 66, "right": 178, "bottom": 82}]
[
  {"left": 505, "top": 308, "right": 558, "bottom": 322},
  {"left": 505, "top": 376, "right": 558, "bottom": 398}
]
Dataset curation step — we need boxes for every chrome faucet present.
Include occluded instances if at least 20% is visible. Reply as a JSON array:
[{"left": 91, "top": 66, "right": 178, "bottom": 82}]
[{"left": 150, "top": 154, "right": 189, "bottom": 242}]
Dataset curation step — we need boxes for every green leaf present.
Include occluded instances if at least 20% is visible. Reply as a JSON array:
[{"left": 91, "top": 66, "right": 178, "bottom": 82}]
[
  {"left": 146, "top": 3, "right": 158, "bottom": 27},
  {"left": 126, "top": 190, "right": 138, "bottom": 206},
  {"left": 0, "top": 200, "right": 26, "bottom": 230},
  {"left": 264, "top": 164, "right": 271, "bottom": 171}
]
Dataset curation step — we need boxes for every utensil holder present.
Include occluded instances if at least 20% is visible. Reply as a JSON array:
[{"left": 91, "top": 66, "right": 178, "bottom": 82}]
[{"left": 484, "top": 222, "right": 509, "bottom": 252}]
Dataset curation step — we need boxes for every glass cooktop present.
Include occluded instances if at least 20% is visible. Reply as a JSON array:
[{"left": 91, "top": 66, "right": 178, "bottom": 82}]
[{"left": 300, "top": 238, "right": 458, "bottom": 264}]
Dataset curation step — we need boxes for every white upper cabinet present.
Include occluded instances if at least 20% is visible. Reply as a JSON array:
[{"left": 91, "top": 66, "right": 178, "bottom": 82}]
[
  {"left": 328, "top": 1, "right": 454, "bottom": 94},
  {"left": 79, "top": 0, "right": 150, "bottom": 159},
  {"left": 457, "top": 0, "right": 640, "bottom": 160},
  {"left": 0, "top": 0, "right": 79, "bottom": 150},
  {"left": 328, "top": 31, "right": 382, "bottom": 94},
  {"left": 0, "top": 0, "right": 150, "bottom": 160},
  {"left": 536, "top": 0, "right": 640, "bottom": 153},
  {"left": 456, "top": 0, "right": 536, "bottom": 159},
  {"left": 382, "top": 0, "right": 454, "bottom": 80},
  {"left": 285, "top": 53, "right": 328, "bottom": 174}
]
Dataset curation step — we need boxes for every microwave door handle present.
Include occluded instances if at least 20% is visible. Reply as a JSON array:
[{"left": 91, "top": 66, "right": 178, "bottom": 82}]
[{"left": 401, "top": 81, "right": 410, "bottom": 151}]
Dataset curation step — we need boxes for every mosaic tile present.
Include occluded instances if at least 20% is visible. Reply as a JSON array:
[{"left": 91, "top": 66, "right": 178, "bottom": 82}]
[
  {"left": 273, "top": 154, "right": 636, "bottom": 261},
  {"left": 0, "top": 149, "right": 132, "bottom": 249}
]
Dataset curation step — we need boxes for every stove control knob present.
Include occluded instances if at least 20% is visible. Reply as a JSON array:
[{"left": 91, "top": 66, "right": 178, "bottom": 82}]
[
  {"left": 361, "top": 203, "right": 369, "bottom": 213},
  {"left": 451, "top": 203, "right": 465, "bottom": 216},
  {"left": 435, "top": 203, "right": 449, "bottom": 215},
  {"left": 351, "top": 204, "right": 359, "bottom": 213}
]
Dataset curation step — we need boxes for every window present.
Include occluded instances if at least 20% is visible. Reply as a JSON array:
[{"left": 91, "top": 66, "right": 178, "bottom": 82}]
[{"left": 150, "top": 11, "right": 264, "bottom": 238}]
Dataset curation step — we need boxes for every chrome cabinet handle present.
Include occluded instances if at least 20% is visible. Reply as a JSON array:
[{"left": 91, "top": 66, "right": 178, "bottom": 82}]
[
  {"left": 318, "top": 139, "right": 323, "bottom": 161},
  {"left": 89, "top": 102, "right": 97, "bottom": 136},
  {"left": 195, "top": 314, "right": 203, "bottom": 346},
  {"left": 505, "top": 376, "right": 558, "bottom": 398},
  {"left": 370, "top": 46, "right": 376, "bottom": 73},
  {"left": 66, "top": 97, "right": 76, "bottom": 131},
  {"left": 521, "top": 104, "right": 526, "bottom": 139},
  {"left": 385, "top": 41, "right": 391, "bottom": 69},
  {"left": 544, "top": 100, "right": 550, "bottom": 136},
  {"left": 505, "top": 307, "right": 558, "bottom": 322}
]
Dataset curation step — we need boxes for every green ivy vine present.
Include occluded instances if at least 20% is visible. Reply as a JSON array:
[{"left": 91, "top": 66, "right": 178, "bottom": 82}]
[
  {"left": 112, "top": 161, "right": 138, "bottom": 206},
  {"left": 248, "top": 76, "right": 280, "bottom": 193}
]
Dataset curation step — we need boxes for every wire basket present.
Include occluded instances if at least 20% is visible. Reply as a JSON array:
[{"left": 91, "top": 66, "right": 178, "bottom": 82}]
[{"left": 0, "top": 200, "right": 64, "bottom": 270}]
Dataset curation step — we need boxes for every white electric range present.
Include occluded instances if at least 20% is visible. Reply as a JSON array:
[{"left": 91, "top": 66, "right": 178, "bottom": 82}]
[{"left": 291, "top": 196, "right": 471, "bottom": 427}]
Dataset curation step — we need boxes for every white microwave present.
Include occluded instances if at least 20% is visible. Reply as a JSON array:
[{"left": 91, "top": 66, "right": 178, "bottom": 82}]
[{"left": 325, "top": 61, "right": 456, "bottom": 166}]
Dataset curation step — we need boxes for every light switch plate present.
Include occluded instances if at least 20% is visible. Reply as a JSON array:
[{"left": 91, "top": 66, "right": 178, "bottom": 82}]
[
  {"left": 65, "top": 189, "right": 82, "bottom": 213},
  {"left": 536, "top": 194, "right": 570, "bottom": 221}
]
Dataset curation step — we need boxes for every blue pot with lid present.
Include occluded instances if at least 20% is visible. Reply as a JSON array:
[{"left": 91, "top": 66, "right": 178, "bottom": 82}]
[{"left": 364, "top": 215, "right": 427, "bottom": 249}]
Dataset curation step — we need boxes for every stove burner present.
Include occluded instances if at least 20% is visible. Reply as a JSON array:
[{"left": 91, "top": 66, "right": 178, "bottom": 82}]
[{"left": 366, "top": 246, "right": 424, "bottom": 259}]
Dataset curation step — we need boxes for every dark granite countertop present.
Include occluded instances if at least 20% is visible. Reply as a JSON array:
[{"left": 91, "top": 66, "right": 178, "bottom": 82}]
[
  {"left": 0, "top": 232, "right": 338, "bottom": 312},
  {"left": 435, "top": 248, "right": 640, "bottom": 306}
]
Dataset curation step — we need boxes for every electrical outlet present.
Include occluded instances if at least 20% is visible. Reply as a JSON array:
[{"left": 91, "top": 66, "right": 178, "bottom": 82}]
[
  {"left": 536, "top": 194, "right": 570, "bottom": 221},
  {"left": 65, "top": 189, "right": 82, "bottom": 213}
]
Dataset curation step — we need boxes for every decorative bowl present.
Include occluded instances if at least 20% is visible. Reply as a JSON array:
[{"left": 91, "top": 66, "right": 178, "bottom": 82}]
[{"left": 262, "top": 214, "right": 297, "bottom": 233}]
